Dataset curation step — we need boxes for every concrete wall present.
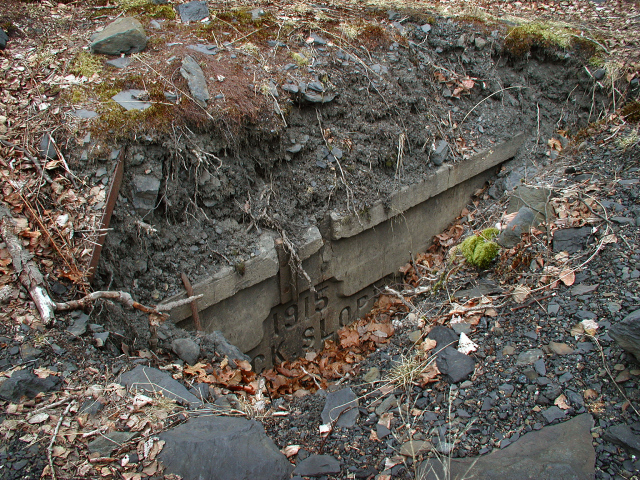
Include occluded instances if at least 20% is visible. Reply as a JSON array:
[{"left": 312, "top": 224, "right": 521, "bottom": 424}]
[{"left": 160, "top": 133, "right": 525, "bottom": 370}]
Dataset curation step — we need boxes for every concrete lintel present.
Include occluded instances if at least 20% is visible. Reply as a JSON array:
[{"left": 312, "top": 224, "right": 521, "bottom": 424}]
[
  {"left": 160, "top": 232, "right": 279, "bottom": 322},
  {"left": 298, "top": 225, "right": 323, "bottom": 261},
  {"left": 329, "top": 133, "right": 526, "bottom": 240}
]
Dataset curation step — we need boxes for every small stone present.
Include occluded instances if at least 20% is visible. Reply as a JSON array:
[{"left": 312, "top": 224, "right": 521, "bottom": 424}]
[
  {"left": 176, "top": 1, "right": 209, "bottom": 23},
  {"left": 420, "top": 24, "right": 432, "bottom": 34},
  {"left": 516, "top": 348, "right": 544, "bottom": 366},
  {"left": 112, "top": 89, "right": 152, "bottom": 111},
  {"left": 375, "top": 395, "right": 398, "bottom": 416},
  {"left": 548, "top": 342, "right": 574, "bottom": 355},
  {"left": 436, "top": 347, "right": 476, "bottom": 383},
  {"left": 603, "top": 424, "right": 640, "bottom": 456},
  {"left": 615, "top": 370, "right": 632, "bottom": 383},
  {"left": 474, "top": 37, "right": 487, "bottom": 49},
  {"left": 321, "top": 388, "right": 359, "bottom": 428},
  {"left": 91, "top": 17, "right": 147, "bottom": 55},
  {"left": 502, "top": 345, "right": 515, "bottom": 356},
  {"left": 431, "top": 140, "right": 448, "bottom": 166},
  {"left": 400, "top": 440, "right": 432, "bottom": 456},
  {"left": 376, "top": 423, "right": 391, "bottom": 439},
  {"left": 408, "top": 331, "right": 422, "bottom": 343},
  {"left": 181, "top": 55, "right": 209, "bottom": 107},
  {"left": 534, "top": 358, "right": 546, "bottom": 376},
  {"left": 93, "top": 331, "right": 109, "bottom": 347},
  {"left": 542, "top": 406, "right": 566, "bottom": 424},
  {"left": 172, "top": 338, "right": 200, "bottom": 365},
  {"left": 293, "top": 455, "right": 341, "bottom": 476}
]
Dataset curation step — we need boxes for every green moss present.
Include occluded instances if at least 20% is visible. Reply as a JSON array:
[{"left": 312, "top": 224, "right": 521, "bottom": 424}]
[
  {"left": 291, "top": 52, "right": 309, "bottom": 67},
  {"left": 459, "top": 232, "right": 500, "bottom": 269},
  {"left": 70, "top": 51, "right": 103, "bottom": 78},
  {"left": 146, "top": 4, "right": 176, "bottom": 19},
  {"left": 235, "top": 261, "right": 246, "bottom": 276},
  {"left": 504, "top": 22, "right": 575, "bottom": 57},
  {"left": 589, "top": 55, "right": 605, "bottom": 68}
]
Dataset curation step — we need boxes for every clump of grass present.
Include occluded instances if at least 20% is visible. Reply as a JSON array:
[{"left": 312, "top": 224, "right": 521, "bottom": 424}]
[
  {"left": 622, "top": 102, "right": 640, "bottom": 124},
  {"left": 70, "top": 51, "right": 103, "bottom": 78}
]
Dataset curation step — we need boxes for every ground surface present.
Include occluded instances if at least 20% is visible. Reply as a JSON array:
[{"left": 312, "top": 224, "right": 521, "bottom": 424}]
[{"left": 0, "top": 0, "right": 639, "bottom": 479}]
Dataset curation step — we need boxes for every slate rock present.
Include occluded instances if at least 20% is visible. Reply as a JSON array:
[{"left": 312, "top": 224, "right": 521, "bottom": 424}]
[
  {"left": 187, "top": 44, "right": 218, "bottom": 55},
  {"left": 431, "top": 140, "right": 448, "bottom": 166},
  {"left": 160, "top": 416, "right": 292, "bottom": 480},
  {"left": 553, "top": 227, "right": 593, "bottom": 254},
  {"left": 39, "top": 134, "right": 56, "bottom": 160},
  {"left": 322, "top": 387, "right": 359, "bottom": 428},
  {"left": 609, "top": 309, "right": 640, "bottom": 361},
  {"left": 303, "top": 91, "right": 336, "bottom": 104},
  {"left": 91, "top": 17, "right": 147, "bottom": 55},
  {"left": 436, "top": 347, "right": 475, "bottom": 383},
  {"left": 0, "top": 28, "right": 8, "bottom": 50},
  {"left": 603, "top": 424, "right": 640, "bottom": 456},
  {"left": 106, "top": 57, "right": 132, "bottom": 69},
  {"left": 293, "top": 455, "right": 341, "bottom": 477},
  {"left": 427, "top": 326, "right": 458, "bottom": 353},
  {"left": 419, "top": 414, "right": 595, "bottom": 480},
  {"left": 112, "top": 89, "right": 152, "bottom": 111},
  {"left": 497, "top": 206, "right": 535, "bottom": 248},
  {"left": 70, "top": 108, "right": 99, "bottom": 118},
  {"left": 117, "top": 365, "right": 202, "bottom": 408},
  {"left": 549, "top": 342, "right": 574, "bottom": 355},
  {"left": 400, "top": 440, "right": 432, "bottom": 456},
  {"left": 507, "top": 185, "right": 553, "bottom": 220},
  {"left": 0, "top": 369, "right": 61, "bottom": 402},
  {"left": 202, "top": 330, "right": 250, "bottom": 368},
  {"left": 180, "top": 55, "right": 209, "bottom": 107},
  {"left": 172, "top": 338, "right": 200, "bottom": 365},
  {"left": 516, "top": 348, "right": 543, "bottom": 366},
  {"left": 131, "top": 174, "right": 160, "bottom": 215},
  {"left": 542, "top": 406, "right": 566, "bottom": 424},
  {"left": 176, "top": 1, "right": 209, "bottom": 23},
  {"left": 88, "top": 431, "right": 137, "bottom": 457}
]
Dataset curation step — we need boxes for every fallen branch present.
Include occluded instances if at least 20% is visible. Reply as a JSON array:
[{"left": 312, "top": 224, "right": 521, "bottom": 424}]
[
  {"left": 0, "top": 206, "right": 56, "bottom": 325},
  {"left": 47, "top": 400, "right": 76, "bottom": 480}
]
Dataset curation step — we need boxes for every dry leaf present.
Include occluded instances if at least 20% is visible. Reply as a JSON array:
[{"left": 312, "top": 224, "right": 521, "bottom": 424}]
[
  {"left": 583, "top": 389, "right": 598, "bottom": 401},
  {"left": 602, "top": 234, "right": 617, "bottom": 244},
  {"left": 581, "top": 319, "right": 599, "bottom": 336},
  {"left": 512, "top": 285, "right": 530, "bottom": 303},
  {"left": 419, "top": 338, "right": 437, "bottom": 353},
  {"left": 559, "top": 269, "right": 575, "bottom": 286}
]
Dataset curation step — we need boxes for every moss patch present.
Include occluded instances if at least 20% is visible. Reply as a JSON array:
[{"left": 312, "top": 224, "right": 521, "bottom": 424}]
[
  {"left": 70, "top": 51, "right": 103, "bottom": 78},
  {"left": 459, "top": 228, "right": 500, "bottom": 269},
  {"left": 504, "top": 21, "right": 595, "bottom": 57},
  {"left": 622, "top": 101, "right": 640, "bottom": 123}
]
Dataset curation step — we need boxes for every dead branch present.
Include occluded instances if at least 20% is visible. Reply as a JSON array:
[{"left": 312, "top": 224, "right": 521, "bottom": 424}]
[
  {"left": 0, "top": 206, "right": 56, "bottom": 324},
  {"left": 47, "top": 400, "right": 75, "bottom": 480},
  {"left": 54, "top": 290, "right": 202, "bottom": 315}
]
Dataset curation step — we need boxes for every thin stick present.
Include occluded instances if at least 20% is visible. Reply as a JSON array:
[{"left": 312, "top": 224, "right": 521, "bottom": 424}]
[
  {"left": 47, "top": 400, "right": 75, "bottom": 480},
  {"left": 0, "top": 139, "right": 53, "bottom": 184},
  {"left": 181, "top": 273, "right": 202, "bottom": 332}
]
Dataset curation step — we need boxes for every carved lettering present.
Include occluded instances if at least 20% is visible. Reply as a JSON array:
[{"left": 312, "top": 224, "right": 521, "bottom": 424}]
[
  {"left": 339, "top": 306, "right": 351, "bottom": 326},
  {"left": 357, "top": 294, "right": 368, "bottom": 309}
]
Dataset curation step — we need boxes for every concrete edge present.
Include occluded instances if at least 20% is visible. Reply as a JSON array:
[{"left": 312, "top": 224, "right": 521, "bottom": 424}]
[{"left": 329, "top": 132, "right": 526, "bottom": 240}]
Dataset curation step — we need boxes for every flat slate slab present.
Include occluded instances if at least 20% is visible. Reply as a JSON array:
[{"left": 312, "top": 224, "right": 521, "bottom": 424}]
[
  {"left": 117, "top": 365, "right": 202, "bottom": 408},
  {"left": 321, "top": 387, "right": 359, "bottom": 428},
  {"left": 159, "top": 415, "right": 293, "bottom": 480},
  {"left": 419, "top": 414, "right": 595, "bottom": 480}
]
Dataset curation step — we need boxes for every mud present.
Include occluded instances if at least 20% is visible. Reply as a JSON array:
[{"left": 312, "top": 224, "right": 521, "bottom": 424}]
[{"left": 92, "top": 14, "right": 612, "bottom": 313}]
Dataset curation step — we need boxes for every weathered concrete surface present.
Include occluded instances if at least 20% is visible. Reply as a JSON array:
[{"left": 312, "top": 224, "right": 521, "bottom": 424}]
[
  {"left": 159, "top": 134, "right": 526, "bottom": 370},
  {"left": 418, "top": 414, "right": 595, "bottom": 480}
]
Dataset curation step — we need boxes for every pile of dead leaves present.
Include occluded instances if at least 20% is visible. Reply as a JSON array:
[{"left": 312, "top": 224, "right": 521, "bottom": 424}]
[{"left": 262, "top": 295, "right": 404, "bottom": 397}]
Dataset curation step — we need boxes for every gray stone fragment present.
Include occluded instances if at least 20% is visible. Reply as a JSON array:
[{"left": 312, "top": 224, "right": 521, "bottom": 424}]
[
  {"left": 475, "top": 37, "right": 487, "bottom": 48},
  {"left": 0, "top": 369, "right": 61, "bottom": 402},
  {"left": 88, "top": 431, "right": 138, "bottom": 457},
  {"left": 112, "top": 89, "right": 152, "bottom": 111},
  {"left": 282, "top": 83, "right": 299, "bottom": 93},
  {"left": 0, "top": 28, "right": 8, "bottom": 50},
  {"left": 293, "top": 455, "right": 341, "bottom": 477},
  {"left": 375, "top": 395, "right": 398, "bottom": 416},
  {"left": 106, "top": 57, "right": 132, "bottom": 69},
  {"left": 250, "top": 8, "right": 265, "bottom": 20},
  {"left": 431, "top": 140, "right": 448, "bottom": 166},
  {"left": 303, "top": 91, "right": 336, "bottom": 103},
  {"left": 176, "top": 1, "right": 209, "bottom": 23},
  {"left": 516, "top": 348, "right": 544, "bottom": 366},
  {"left": 181, "top": 55, "right": 209, "bottom": 107},
  {"left": 542, "top": 406, "right": 566, "bottom": 424},
  {"left": 91, "top": 17, "right": 147, "bottom": 55},
  {"left": 553, "top": 227, "right": 593, "bottom": 254},
  {"left": 603, "top": 424, "right": 640, "bottom": 456},
  {"left": 609, "top": 309, "right": 640, "bottom": 361},
  {"left": 534, "top": 358, "right": 546, "bottom": 376},
  {"left": 93, "top": 331, "right": 109, "bottom": 347},
  {"left": 117, "top": 365, "right": 202, "bottom": 408},
  {"left": 419, "top": 414, "right": 594, "bottom": 480},
  {"left": 427, "top": 326, "right": 458, "bottom": 353},
  {"left": 78, "top": 399, "right": 105, "bottom": 416},
  {"left": 70, "top": 108, "right": 99, "bottom": 118},
  {"left": 131, "top": 174, "right": 160, "bottom": 215},
  {"left": 159, "top": 416, "right": 293, "bottom": 480},
  {"left": 497, "top": 206, "right": 535, "bottom": 248},
  {"left": 322, "top": 388, "right": 359, "bottom": 428},
  {"left": 39, "top": 134, "right": 56, "bottom": 160},
  {"left": 187, "top": 44, "right": 218, "bottom": 55},
  {"left": 172, "top": 338, "right": 200, "bottom": 365},
  {"left": 67, "top": 313, "right": 89, "bottom": 336},
  {"left": 420, "top": 24, "right": 432, "bottom": 33},
  {"left": 202, "top": 330, "right": 251, "bottom": 368},
  {"left": 309, "top": 33, "right": 327, "bottom": 45},
  {"left": 436, "top": 347, "right": 475, "bottom": 383}
]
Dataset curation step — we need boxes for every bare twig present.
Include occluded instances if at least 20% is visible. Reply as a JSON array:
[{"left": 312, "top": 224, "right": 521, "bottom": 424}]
[{"left": 47, "top": 400, "right": 76, "bottom": 480}]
